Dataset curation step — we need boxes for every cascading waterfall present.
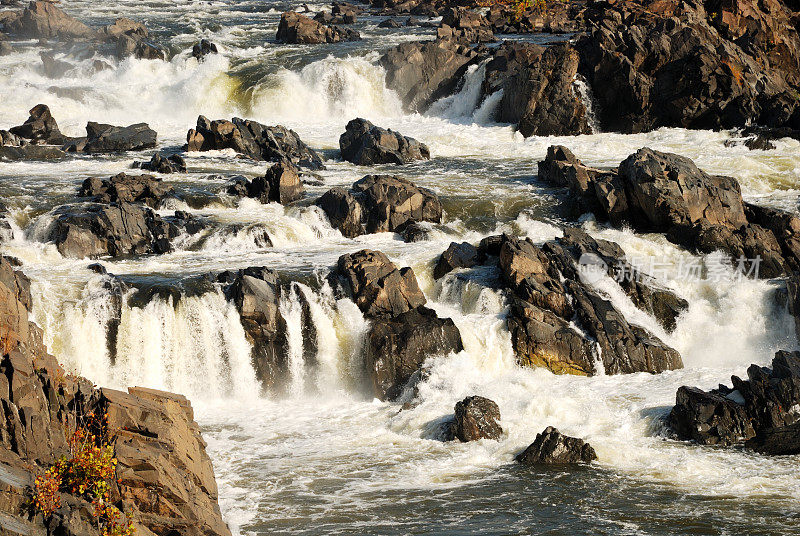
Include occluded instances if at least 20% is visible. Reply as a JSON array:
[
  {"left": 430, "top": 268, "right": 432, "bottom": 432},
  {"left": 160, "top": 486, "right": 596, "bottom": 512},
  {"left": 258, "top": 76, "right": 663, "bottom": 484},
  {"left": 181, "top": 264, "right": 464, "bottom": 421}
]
[
  {"left": 427, "top": 59, "right": 502, "bottom": 124},
  {"left": 573, "top": 75, "right": 601, "bottom": 133}
]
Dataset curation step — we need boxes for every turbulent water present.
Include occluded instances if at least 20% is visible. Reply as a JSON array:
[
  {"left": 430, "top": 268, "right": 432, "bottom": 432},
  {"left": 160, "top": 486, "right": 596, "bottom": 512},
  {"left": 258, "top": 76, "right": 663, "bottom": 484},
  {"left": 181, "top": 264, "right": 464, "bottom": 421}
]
[{"left": 2, "top": 0, "right": 800, "bottom": 534}]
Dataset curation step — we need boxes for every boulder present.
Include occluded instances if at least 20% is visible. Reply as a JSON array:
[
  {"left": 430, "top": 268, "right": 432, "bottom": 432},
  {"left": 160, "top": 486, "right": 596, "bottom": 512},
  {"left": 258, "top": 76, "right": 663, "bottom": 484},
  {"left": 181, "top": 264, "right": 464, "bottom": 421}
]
[
  {"left": 6, "top": 0, "right": 95, "bottom": 39},
  {"left": 437, "top": 7, "right": 494, "bottom": 43},
  {"left": 331, "top": 249, "right": 426, "bottom": 317},
  {"left": 64, "top": 121, "right": 158, "bottom": 153},
  {"left": 186, "top": 115, "right": 324, "bottom": 169},
  {"left": 227, "top": 161, "right": 304, "bottom": 205},
  {"left": 500, "top": 44, "right": 591, "bottom": 137},
  {"left": 219, "top": 267, "right": 288, "bottom": 389},
  {"left": 39, "top": 50, "right": 72, "bottom": 78},
  {"left": 364, "top": 306, "right": 463, "bottom": 400},
  {"left": 378, "top": 18, "right": 402, "bottom": 28},
  {"left": 433, "top": 241, "right": 478, "bottom": 279},
  {"left": 380, "top": 39, "right": 479, "bottom": 112},
  {"left": 116, "top": 34, "right": 165, "bottom": 60},
  {"left": 515, "top": 426, "right": 597, "bottom": 465},
  {"left": 9, "top": 103, "right": 63, "bottom": 144},
  {"left": 135, "top": 151, "right": 187, "bottom": 173},
  {"left": 78, "top": 172, "right": 173, "bottom": 208},
  {"left": 318, "top": 174, "right": 442, "bottom": 237},
  {"left": 339, "top": 118, "right": 430, "bottom": 165},
  {"left": 668, "top": 350, "right": 800, "bottom": 455},
  {"left": 98, "top": 17, "right": 149, "bottom": 41},
  {"left": 46, "top": 202, "right": 176, "bottom": 258},
  {"left": 192, "top": 38, "right": 218, "bottom": 60},
  {"left": 0, "top": 144, "right": 65, "bottom": 160},
  {"left": 276, "top": 11, "right": 360, "bottom": 44},
  {"left": 451, "top": 395, "right": 503, "bottom": 441}
]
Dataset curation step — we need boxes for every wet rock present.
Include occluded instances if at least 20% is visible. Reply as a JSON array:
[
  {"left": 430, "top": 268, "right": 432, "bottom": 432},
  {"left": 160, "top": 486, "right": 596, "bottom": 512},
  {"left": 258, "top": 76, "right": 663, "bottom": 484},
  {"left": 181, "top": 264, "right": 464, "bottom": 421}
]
[
  {"left": 451, "top": 395, "right": 503, "bottom": 441},
  {"left": 340, "top": 118, "right": 430, "bottom": 165},
  {"left": 668, "top": 350, "right": 800, "bottom": 455},
  {"left": 332, "top": 249, "right": 426, "bottom": 317},
  {"left": 219, "top": 267, "right": 288, "bottom": 389},
  {"left": 0, "top": 144, "right": 65, "bottom": 160},
  {"left": 317, "top": 174, "right": 442, "bottom": 237},
  {"left": 276, "top": 11, "right": 360, "bottom": 44},
  {"left": 400, "top": 221, "right": 431, "bottom": 242},
  {"left": 378, "top": 18, "right": 402, "bottom": 28},
  {"left": 364, "top": 306, "right": 463, "bottom": 400},
  {"left": 135, "top": 151, "right": 187, "bottom": 173},
  {"left": 515, "top": 426, "right": 597, "bottom": 465},
  {"left": 99, "top": 17, "right": 149, "bottom": 41},
  {"left": 78, "top": 172, "right": 173, "bottom": 208},
  {"left": 0, "top": 40, "right": 12, "bottom": 55},
  {"left": 380, "top": 39, "right": 479, "bottom": 112},
  {"left": 9, "top": 103, "right": 63, "bottom": 144},
  {"left": 116, "top": 34, "right": 165, "bottom": 60},
  {"left": 227, "top": 161, "right": 304, "bottom": 205},
  {"left": 66, "top": 121, "right": 158, "bottom": 153},
  {"left": 39, "top": 50, "right": 72, "bottom": 78},
  {"left": 192, "top": 38, "right": 218, "bottom": 60},
  {"left": 186, "top": 115, "right": 325, "bottom": 169},
  {"left": 47, "top": 202, "right": 176, "bottom": 258},
  {"left": 6, "top": 0, "right": 95, "bottom": 39},
  {"left": 433, "top": 241, "right": 478, "bottom": 279},
  {"left": 437, "top": 7, "right": 494, "bottom": 43},
  {"left": 500, "top": 44, "right": 591, "bottom": 137}
]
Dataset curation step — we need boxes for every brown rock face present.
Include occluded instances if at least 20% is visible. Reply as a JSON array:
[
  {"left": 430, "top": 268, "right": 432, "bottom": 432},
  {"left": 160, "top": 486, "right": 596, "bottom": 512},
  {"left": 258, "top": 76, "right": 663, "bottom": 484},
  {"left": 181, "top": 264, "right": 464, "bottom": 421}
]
[
  {"left": 228, "top": 162, "right": 305, "bottom": 205},
  {"left": 7, "top": 1, "right": 96, "bottom": 39},
  {"left": 437, "top": 7, "right": 494, "bottom": 43},
  {"left": 0, "top": 255, "right": 231, "bottom": 536},
  {"left": 9, "top": 104, "right": 63, "bottom": 145},
  {"left": 276, "top": 11, "right": 361, "bottom": 44},
  {"left": 452, "top": 396, "right": 503, "bottom": 441},
  {"left": 339, "top": 118, "right": 430, "bottom": 165}
]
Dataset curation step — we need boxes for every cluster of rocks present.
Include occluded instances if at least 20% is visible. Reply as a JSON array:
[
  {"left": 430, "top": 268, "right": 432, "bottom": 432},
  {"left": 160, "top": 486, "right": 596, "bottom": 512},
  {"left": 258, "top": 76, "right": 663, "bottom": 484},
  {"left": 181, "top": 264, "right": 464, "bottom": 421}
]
[
  {"left": 134, "top": 151, "right": 187, "bottom": 173},
  {"left": 538, "top": 145, "right": 800, "bottom": 278},
  {"left": 276, "top": 11, "right": 360, "bottom": 44},
  {"left": 78, "top": 172, "right": 173, "bottom": 208},
  {"left": 227, "top": 161, "right": 305, "bottom": 205},
  {"left": 330, "top": 249, "right": 463, "bottom": 400},
  {"left": 0, "top": 255, "right": 231, "bottom": 536},
  {"left": 340, "top": 118, "right": 430, "bottom": 165},
  {"left": 486, "top": 1, "right": 585, "bottom": 34},
  {"left": 434, "top": 227, "right": 686, "bottom": 375},
  {"left": 668, "top": 350, "right": 800, "bottom": 455},
  {"left": 436, "top": 7, "right": 494, "bottom": 43},
  {"left": 186, "top": 115, "right": 325, "bottom": 169},
  {"left": 317, "top": 174, "right": 442, "bottom": 237},
  {"left": 314, "top": 2, "right": 363, "bottom": 25}
]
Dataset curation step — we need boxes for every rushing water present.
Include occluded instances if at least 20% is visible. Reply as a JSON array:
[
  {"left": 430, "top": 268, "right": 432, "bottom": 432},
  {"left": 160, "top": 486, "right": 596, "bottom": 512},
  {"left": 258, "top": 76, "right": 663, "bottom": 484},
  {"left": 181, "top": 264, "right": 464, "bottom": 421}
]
[{"left": 2, "top": 0, "right": 800, "bottom": 534}]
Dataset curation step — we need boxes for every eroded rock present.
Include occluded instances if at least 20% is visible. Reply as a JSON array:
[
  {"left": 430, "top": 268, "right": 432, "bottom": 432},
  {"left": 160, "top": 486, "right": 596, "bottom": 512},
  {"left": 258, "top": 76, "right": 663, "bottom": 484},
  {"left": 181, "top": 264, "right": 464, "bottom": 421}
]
[
  {"left": 451, "top": 395, "right": 503, "bottom": 441},
  {"left": 276, "top": 11, "right": 360, "bottom": 44},
  {"left": 340, "top": 118, "right": 430, "bottom": 165},
  {"left": 78, "top": 172, "right": 173, "bottom": 208},
  {"left": 516, "top": 426, "right": 597, "bottom": 465}
]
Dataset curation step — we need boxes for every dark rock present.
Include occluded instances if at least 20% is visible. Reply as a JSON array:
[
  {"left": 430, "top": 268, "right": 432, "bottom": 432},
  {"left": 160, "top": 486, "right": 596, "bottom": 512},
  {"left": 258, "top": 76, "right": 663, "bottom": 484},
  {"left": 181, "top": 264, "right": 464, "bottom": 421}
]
[
  {"left": 227, "top": 161, "right": 304, "bottom": 205},
  {"left": 452, "top": 395, "right": 503, "bottom": 441},
  {"left": 339, "top": 118, "right": 430, "bottom": 165},
  {"left": 0, "top": 144, "right": 65, "bottom": 160},
  {"left": 0, "top": 40, "right": 13, "bottom": 55},
  {"left": 9, "top": 103, "right": 63, "bottom": 144},
  {"left": 437, "top": 7, "right": 494, "bottom": 43},
  {"left": 116, "top": 34, "right": 165, "bottom": 60},
  {"left": 378, "top": 18, "right": 402, "bottom": 28},
  {"left": 70, "top": 121, "right": 158, "bottom": 153},
  {"left": 98, "top": 17, "right": 148, "bottom": 41},
  {"left": 78, "top": 172, "right": 173, "bottom": 208},
  {"left": 331, "top": 249, "right": 426, "bottom": 317},
  {"left": 515, "top": 426, "right": 597, "bottom": 465},
  {"left": 400, "top": 221, "right": 431, "bottom": 242},
  {"left": 433, "top": 241, "right": 478, "bottom": 279},
  {"left": 192, "top": 38, "right": 218, "bottom": 60},
  {"left": 186, "top": 115, "right": 324, "bottom": 169},
  {"left": 136, "top": 151, "right": 187, "bottom": 173},
  {"left": 668, "top": 350, "right": 800, "bottom": 455},
  {"left": 6, "top": 0, "right": 95, "bottom": 39},
  {"left": 317, "top": 174, "right": 442, "bottom": 237},
  {"left": 364, "top": 306, "right": 463, "bottom": 400},
  {"left": 276, "top": 11, "right": 360, "bottom": 44},
  {"left": 46, "top": 202, "right": 176, "bottom": 258}
]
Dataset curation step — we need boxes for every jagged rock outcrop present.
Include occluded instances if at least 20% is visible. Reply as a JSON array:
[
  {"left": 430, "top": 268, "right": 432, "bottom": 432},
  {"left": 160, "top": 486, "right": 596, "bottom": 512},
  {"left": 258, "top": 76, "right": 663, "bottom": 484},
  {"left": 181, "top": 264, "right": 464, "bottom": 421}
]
[
  {"left": 476, "top": 228, "right": 685, "bottom": 376},
  {"left": 218, "top": 267, "right": 288, "bottom": 389},
  {"left": 186, "top": 115, "right": 325, "bottom": 169},
  {"left": 450, "top": 395, "right": 503, "bottom": 442},
  {"left": 433, "top": 241, "right": 478, "bottom": 279},
  {"left": 380, "top": 39, "right": 479, "bottom": 112},
  {"left": 0, "top": 254, "right": 231, "bottom": 536},
  {"left": 227, "top": 161, "right": 304, "bottom": 205},
  {"left": 317, "top": 175, "right": 442, "bottom": 237},
  {"left": 135, "top": 151, "right": 187, "bottom": 173},
  {"left": 46, "top": 202, "right": 182, "bottom": 258},
  {"left": 9, "top": 103, "right": 64, "bottom": 144},
  {"left": 436, "top": 7, "right": 494, "bottom": 43},
  {"left": 575, "top": 0, "right": 800, "bottom": 133},
  {"left": 339, "top": 118, "right": 430, "bottom": 165},
  {"left": 276, "top": 11, "right": 360, "bottom": 44},
  {"left": 192, "top": 38, "right": 218, "bottom": 60},
  {"left": 516, "top": 427, "right": 597, "bottom": 465},
  {"left": 330, "top": 249, "right": 463, "bottom": 400},
  {"left": 78, "top": 173, "right": 174, "bottom": 208},
  {"left": 537, "top": 146, "right": 800, "bottom": 278},
  {"left": 5, "top": 0, "right": 95, "bottom": 39},
  {"left": 61, "top": 121, "right": 158, "bottom": 153},
  {"left": 487, "top": 1, "right": 584, "bottom": 34},
  {"left": 668, "top": 350, "right": 800, "bottom": 455},
  {"left": 499, "top": 43, "right": 591, "bottom": 137}
]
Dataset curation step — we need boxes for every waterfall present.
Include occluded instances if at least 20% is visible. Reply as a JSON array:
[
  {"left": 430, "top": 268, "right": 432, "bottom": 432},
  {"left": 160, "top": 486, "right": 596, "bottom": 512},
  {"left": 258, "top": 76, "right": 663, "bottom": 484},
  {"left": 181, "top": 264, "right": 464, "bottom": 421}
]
[
  {"left": 427, "top": 59, "right": 501, "bottom": 124},
  {"left": 573, "top": 75, "right": 601, "bottom": 134}
]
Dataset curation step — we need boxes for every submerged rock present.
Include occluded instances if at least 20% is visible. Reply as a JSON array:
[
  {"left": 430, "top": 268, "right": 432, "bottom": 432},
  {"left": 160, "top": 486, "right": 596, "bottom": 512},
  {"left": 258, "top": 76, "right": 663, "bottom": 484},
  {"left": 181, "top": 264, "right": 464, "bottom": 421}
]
[
  {"left": 186, "top": 115, "right": 324, "bottom": 169},
  {"left": 668, "top": 350, "right": 800, "bottom": 455},
  {"left": 276, "top": 11, "right": 360, "bottom": 44},
  {"left": 192, "top": 38, "right": 218, "bottom": 60},
  {"left": 339, "top": 118, "right": 430, "bottom": 165},
  {"left": 516, "top": 427, "right": 597, "bottom": 465},
  {"left": 78, "top": 172, "right": 173, "bottom": 208},
  {"left": 451, "top": 395, "right": 503, "bottom": 442},
  {"left": 317, "top": 174, "right": 442, "bottom": 237}
]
